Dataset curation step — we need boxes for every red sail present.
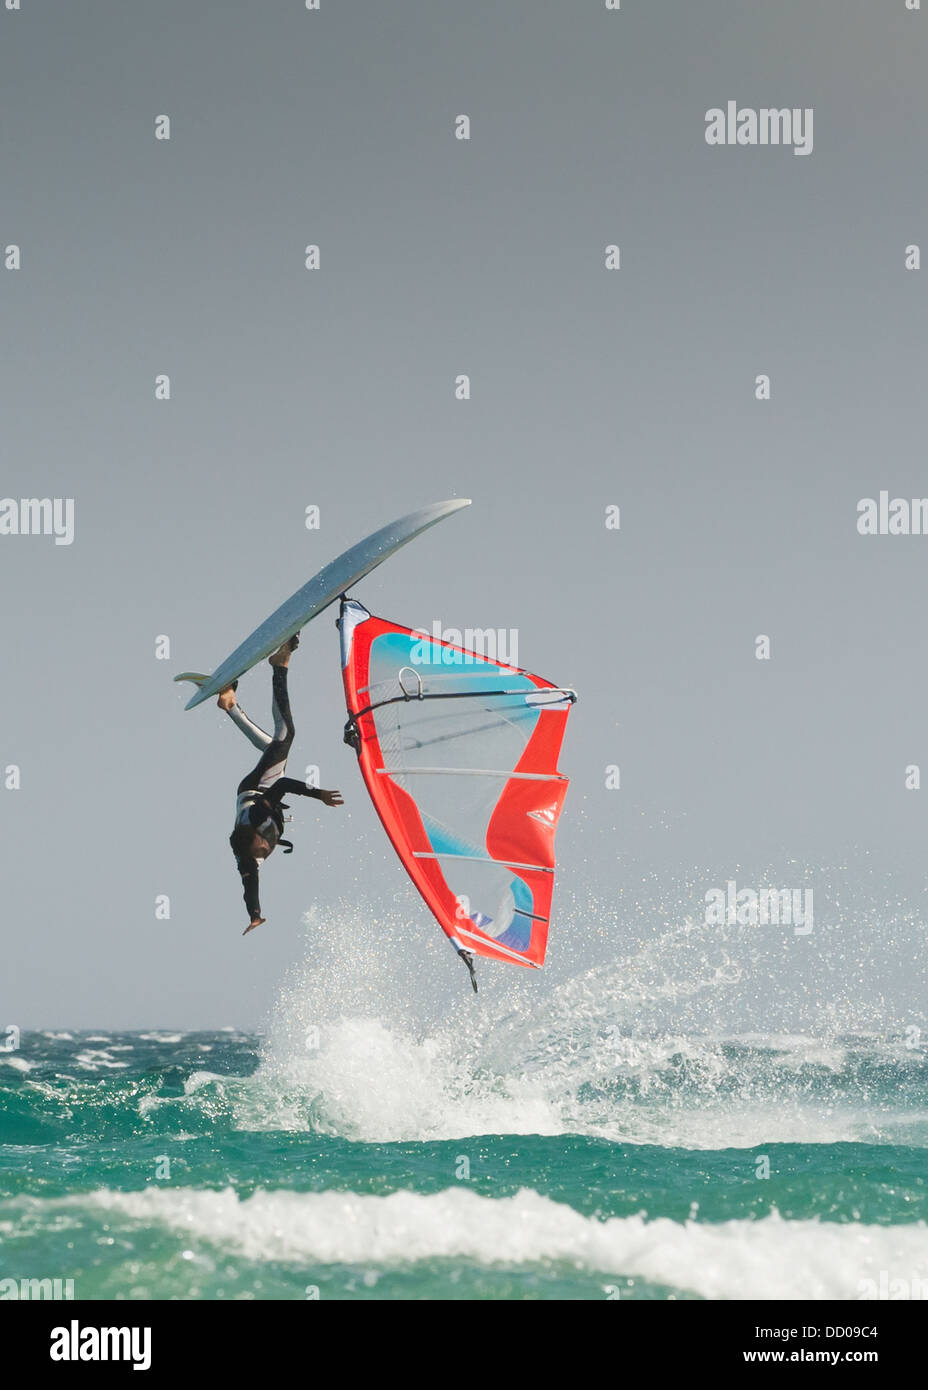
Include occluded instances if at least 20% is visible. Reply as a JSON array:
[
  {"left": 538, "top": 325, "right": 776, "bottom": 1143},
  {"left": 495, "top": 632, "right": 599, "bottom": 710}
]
[{"left": 339, "top": 600, "right": 575, "bottom": 969}]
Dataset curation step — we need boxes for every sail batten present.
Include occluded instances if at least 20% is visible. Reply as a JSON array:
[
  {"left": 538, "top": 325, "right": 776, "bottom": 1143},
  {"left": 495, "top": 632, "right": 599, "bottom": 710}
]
[
  {"left": 374, "top": 767, "right": 565, "bottom": 781},
  {"left": 412, "top": 851, "right": 555, "bottom": 873}
]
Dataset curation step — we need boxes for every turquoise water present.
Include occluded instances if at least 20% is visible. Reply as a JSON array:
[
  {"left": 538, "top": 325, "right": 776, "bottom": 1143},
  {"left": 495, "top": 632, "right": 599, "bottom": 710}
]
[{"left": 3, "top": 1021, "right": 928, "bottom": 1300}]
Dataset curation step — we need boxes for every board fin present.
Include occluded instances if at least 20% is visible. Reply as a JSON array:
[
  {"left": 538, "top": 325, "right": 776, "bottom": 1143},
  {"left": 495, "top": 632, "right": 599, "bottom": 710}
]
[{"left": 173, "top": 672, "right": 209, "bottom": 686}]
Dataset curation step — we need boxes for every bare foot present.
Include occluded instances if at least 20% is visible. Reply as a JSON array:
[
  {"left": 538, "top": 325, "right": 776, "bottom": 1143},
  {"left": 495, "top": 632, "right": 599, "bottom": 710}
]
[
  {"left": 243, "top": 917, "right": 266, "bottom": 936},
  {"left": 269, "top": 633, "right": 300, "bottom": 667}
]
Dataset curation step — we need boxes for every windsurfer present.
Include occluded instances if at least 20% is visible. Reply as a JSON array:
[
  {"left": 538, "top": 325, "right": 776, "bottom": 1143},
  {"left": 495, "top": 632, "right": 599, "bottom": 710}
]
[{"left": 219, "top": 636, "right": 343, "bottom": 935}]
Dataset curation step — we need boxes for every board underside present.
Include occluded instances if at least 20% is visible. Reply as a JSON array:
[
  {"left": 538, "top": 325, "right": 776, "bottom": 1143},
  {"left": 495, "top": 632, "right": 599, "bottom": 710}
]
[{"left": 177, "top": 499, "right": 470, "bottom": 709}]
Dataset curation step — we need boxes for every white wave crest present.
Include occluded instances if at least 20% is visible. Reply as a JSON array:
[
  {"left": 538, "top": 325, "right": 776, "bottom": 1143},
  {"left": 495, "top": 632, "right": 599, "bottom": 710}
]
[{"left": 35, "top": 1185, "right": 928, "bottom": 1301}]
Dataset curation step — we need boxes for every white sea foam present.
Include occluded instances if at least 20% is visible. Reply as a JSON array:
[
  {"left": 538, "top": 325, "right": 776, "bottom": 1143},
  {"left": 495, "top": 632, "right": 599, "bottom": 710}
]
[
  {"left": 0, "top": 1055, "right": 33, "bottom": 1073},
  {"left": 73, "top": 1050, "right": 128, "bottom": 1071},
  {"left": 248, "top": 1015, "right": 561, "bottom": 1142},
  {"left": 92, "top": 898, "right": 920, "bottom": 1150},
  {"left": 35, "top": 1186, "right": 928, "bottom": 1301},
  {"left": 241, "top": 911, "right": 928, "bottom": 1147},
  {"left": 183, "top": 1070, "right": 224, "bottom": 1094},
  {"left": 137, "top": 1070, "right": 227, "bottom": 1120},
  {"left": 251, "top": 1012, "right": 926, "bottom": 1148}
]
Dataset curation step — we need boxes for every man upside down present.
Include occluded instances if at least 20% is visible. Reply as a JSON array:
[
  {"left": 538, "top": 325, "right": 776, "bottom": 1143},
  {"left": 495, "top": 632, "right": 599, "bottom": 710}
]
[{"left": 218, "top": 635, "right": 343, "bottom": 935}]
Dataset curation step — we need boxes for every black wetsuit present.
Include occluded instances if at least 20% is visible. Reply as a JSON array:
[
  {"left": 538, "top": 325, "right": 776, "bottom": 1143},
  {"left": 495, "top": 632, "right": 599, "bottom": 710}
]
[{"left": 227, "top": 665, "right": 324, "bottom": 920}]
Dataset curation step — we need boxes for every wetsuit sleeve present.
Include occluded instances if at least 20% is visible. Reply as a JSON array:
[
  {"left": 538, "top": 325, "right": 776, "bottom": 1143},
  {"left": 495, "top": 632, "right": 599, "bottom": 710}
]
[
  {"left": 236, "top": 855, "right": 261, "bottom": 920},
  {"left": 264, "top": 778, "right": 325, "bottom": 803}
]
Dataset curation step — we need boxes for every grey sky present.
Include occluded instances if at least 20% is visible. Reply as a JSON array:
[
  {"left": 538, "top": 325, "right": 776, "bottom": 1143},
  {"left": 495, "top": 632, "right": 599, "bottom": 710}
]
[{"left": 2, "top": 1, "right": 927, "bottom": 1027}]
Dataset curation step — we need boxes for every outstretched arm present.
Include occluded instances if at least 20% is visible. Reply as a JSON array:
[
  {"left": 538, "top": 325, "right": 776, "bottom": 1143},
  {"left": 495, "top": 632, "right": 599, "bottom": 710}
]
[{"left": 264, "top": 778, "right": 343, "bottom": 806}]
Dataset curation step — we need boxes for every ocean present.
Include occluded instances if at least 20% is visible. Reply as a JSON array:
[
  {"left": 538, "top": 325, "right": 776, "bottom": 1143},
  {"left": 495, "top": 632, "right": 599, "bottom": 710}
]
[{"left": 3, "top": 902, "right": 928, "bottom": 1303}]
